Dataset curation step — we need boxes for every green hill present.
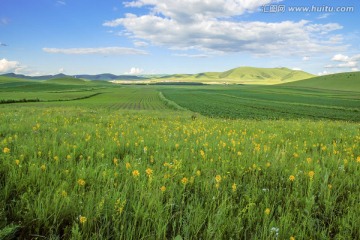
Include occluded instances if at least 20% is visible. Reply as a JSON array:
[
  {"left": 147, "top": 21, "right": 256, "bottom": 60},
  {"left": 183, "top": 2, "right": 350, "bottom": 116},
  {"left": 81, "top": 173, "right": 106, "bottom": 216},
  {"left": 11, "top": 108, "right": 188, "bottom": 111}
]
[
  {"left": 283, "top": 72, "right": 360, "bottom": 92},
  {"left": 44, "top": 77, "right": 90, "bottom": 85},
  {"left": 157, "top": 67, "right": 314, "bottom": 84},
  {"left": 0, "top": 76, "right": 29, "bottom": 83}
]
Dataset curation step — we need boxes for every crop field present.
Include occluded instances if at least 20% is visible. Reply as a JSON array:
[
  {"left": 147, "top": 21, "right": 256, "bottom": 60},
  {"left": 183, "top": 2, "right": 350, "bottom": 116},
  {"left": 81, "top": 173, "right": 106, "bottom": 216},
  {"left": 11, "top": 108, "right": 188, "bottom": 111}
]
[
  {"left": 0, "top": 80, "right": 168, "bottom": 110},
  {"left": 161, "top": 85, "right": 360, "bottom": 121},
  {"left": 1, "top": 79, "right": 360, "bottom": 239}
]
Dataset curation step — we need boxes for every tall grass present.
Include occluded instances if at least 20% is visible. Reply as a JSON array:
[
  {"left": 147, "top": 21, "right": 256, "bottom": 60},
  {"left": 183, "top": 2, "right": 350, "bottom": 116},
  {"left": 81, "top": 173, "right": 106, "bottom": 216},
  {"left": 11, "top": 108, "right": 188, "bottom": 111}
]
[{"left": 0, "top": 106, "right": 359, "bottom": 239}]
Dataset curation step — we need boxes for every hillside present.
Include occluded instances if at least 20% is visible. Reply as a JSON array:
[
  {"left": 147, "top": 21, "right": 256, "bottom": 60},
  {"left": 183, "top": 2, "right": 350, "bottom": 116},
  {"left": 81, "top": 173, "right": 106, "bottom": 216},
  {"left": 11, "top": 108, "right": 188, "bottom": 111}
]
[
  {"left": 44, "top": 77, "right": 92, "bottom": 85},
  {"left": 283, "top": 72, "right": 360, "bottom": 92},
  {"left": 157, "top": 67, "right": 314, "bottom": 84}
]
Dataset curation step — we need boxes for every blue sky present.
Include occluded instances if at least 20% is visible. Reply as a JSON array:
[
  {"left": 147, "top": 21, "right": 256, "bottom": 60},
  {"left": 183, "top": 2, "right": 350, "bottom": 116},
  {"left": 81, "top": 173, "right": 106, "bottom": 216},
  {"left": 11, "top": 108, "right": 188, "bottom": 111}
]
[{"left": 0, "top": 0, "right": 359, "bottom": 75}]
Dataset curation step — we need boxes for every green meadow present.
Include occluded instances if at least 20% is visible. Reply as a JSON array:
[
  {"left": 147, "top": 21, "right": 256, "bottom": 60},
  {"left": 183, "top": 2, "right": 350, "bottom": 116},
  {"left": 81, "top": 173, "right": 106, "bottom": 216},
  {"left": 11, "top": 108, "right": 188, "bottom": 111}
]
[{"left": 1, "top": 74, "right": 360, "bottom": 239}]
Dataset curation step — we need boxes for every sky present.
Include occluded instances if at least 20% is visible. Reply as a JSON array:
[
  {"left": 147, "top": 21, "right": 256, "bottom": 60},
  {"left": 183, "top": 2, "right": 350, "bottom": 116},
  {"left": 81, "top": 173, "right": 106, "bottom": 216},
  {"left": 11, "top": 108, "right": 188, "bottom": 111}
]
[{"left": 0, "top": 0, "right": 359, "bottom": 76}]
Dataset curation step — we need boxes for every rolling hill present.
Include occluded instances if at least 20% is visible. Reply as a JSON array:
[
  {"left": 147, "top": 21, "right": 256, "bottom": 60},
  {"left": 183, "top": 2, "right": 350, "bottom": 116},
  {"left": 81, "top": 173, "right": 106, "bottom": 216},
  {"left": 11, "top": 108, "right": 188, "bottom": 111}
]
[
  {"left": 282, "top": 72, "right": 360, "bottom": 92},
  {"left": 44, "top": 77, "right": 91, "bottom": 85},
  {"left": 157, "top": 67, "right": 314, "bottom": 84}
]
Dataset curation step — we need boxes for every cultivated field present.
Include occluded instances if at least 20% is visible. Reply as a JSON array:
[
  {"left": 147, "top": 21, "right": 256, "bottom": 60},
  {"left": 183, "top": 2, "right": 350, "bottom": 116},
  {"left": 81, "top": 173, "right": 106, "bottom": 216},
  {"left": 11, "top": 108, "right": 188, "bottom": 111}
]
[{"left": 1, "top": 76, "right": 360, "bottom": 239}]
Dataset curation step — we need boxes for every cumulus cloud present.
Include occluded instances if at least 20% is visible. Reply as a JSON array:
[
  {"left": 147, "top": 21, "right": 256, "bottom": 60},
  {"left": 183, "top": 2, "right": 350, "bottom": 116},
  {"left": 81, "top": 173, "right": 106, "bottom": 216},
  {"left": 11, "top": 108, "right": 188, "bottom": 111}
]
[
  {"left": 328, "top": 53, "right": 360, "bottom": 69},
  {"left": 104, "top": 1, "right": 344, "bottom": 56},
  {"left": 123, "top": 0, "right": 276, "bottom": 21},
  {"left": 302, "top": 56, "right": 310, "bottom": 61},
  {"left": 331, "top": 54, "right": 349, "bottom": 62},
  {"left": 58, "top": 68, "right": 65, "bottom": 73},
  {"left": 43, "top": 47, "right": 148, "bottom": 55},
  {"left": 125, "top": 67, "right": 143, "bottom": 75},
  {"left": 0, "top": 58, "right": 19, "bottom": 73}
]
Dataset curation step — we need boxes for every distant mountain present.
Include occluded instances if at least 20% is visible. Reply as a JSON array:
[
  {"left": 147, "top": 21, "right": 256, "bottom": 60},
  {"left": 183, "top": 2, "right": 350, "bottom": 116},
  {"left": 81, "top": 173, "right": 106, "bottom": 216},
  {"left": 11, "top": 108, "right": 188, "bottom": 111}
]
[
  {"left": 282, "top": 72, "right": 360, "bottom": 92},
  {"left": 0, "top": 73, "right": 68, "bottom": 80},
  {"left": 158, "top": 67, "right": 315, "bottom": 84},
  {"left": 0, "top": 73, "right": 147, "bottom": 81}
]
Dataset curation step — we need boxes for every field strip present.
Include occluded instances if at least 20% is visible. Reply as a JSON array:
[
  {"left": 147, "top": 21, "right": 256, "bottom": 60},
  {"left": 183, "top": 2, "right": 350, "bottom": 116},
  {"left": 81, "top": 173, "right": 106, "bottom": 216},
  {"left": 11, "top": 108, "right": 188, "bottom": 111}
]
[
  {"left": 159, "top": 91, "right": 187, "bottom": 111},
  {"left": 199, "top": 91, "right": 360, "bottom": 112},
  {"left": 252, "top": 87, "right": 360, "bottom": 100}
]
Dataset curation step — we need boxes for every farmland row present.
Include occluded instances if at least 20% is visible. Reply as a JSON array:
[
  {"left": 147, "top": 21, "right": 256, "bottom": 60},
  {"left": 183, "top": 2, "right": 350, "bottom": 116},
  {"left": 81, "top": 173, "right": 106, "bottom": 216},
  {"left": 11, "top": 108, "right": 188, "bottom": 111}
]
[{"left": 161, "top": 86, "right": 360, "bottom": 121}]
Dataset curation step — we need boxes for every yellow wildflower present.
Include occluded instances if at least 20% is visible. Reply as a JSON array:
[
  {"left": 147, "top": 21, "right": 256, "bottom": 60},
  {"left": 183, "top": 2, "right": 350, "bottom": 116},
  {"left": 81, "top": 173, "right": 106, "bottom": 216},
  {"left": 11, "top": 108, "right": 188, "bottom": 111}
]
[
  {"left": 132, "top": 170, "right": 140, "bottom": 177},
  {"left": 61, "top": 190, "right": 67, "bottom": 197},
  {"left": 78, "top": 178, "right": 86, "bottom": 186},
  {"left": 196, "top": 170, "right": 201, "bottom": 176},
  {"left": 160, "top": 186, "right": 166, "bottom": 192},
  {"left": 289, "top": 175, "right": 295, "bottom": 182},
  {"left": 145, "top": 168, "right": 153, "bottom": 176},
  {"left": 357, "top": 156, "right": 360, "bottom": 163},
  {"left": 306, "top": 157, "right": 312, "bottom": 164},
  {"left": 328, "top": 184, "right": 332, "bottom": 190},
  {"left": 290, "top": 237, "right": 295, "bottom": 240},
  {"left": 3, "top": 147, "right": 10, "bottom": 154},
  {"left": 215, "top": 175, "right": 222, "bottom": 183},
  {"left": 266, "top": 162, "right": 271, "bottom": 168},
  {"left": 125, "top": 162, "right": 131, "bottom": 169},
  {"left": 200, "top": 150, "right": 205, "bottom": 158},
  {"left": 308, "top": 171, "right": 315, "bottom": 180},
  {"left": 15, "top": 159, "right": 20, "bottom": 165},
  {"left": 113, "top": 158, "right": 119, "bottom": 166},
  {"left": 40, "top": 164, "right": 46, "bottom": 171},
  {"left": 181, "top": 177, "right": 188, "bottom": 185},
  {"left": 293, "top": 153, "right": 299, "bottom": 158},
  {"left": 232, "top": 183, "right": 237, "bottom": 192},
  {"left": 175, "top": 143, "right": 179, "bottom": 149},
  {"left": 53, "top": 156, "right": 59, "bottom": 162},
  {"left": 79, "top": 215, "right": 87, "bottom": 224},
  {"left": 264, "top": 208, "right": 271, "bottom": 215}
]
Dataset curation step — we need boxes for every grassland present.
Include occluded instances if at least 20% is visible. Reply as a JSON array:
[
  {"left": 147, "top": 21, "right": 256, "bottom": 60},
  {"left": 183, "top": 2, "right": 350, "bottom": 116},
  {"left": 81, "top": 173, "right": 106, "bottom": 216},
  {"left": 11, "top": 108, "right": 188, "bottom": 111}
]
[
  {"left": 0, "top": 75, "right": 360, "bottom": 239},
  {"left": 283, "top": 72, "right": 360, "bottom": 92}
]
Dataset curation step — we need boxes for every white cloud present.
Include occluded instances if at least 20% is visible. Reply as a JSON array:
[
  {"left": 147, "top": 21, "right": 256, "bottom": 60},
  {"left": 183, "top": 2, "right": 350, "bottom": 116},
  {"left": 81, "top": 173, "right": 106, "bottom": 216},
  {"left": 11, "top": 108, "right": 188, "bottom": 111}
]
[
  {"left": 338, "top": 61, "right": 357, "bottom": 68},
  {"left": 58, "top": 68, "right": 65, "bottom": 73},
  {"left": 133, "top": 41, "right": 149, "bottom": 47},
  {"left": 318, "top": 70, "right": 330, "bottom": 76},
  {"left": 302, "top": 56, "right": 310, "bottom": 61},
  {"left": 123, "top": 0, "right": 277, "bottom": 21},
  {"left": 125, "top": 67, "right": 143, "bottom": 75},
  {"left": 0, "top": 58, "right": 19, "bottom": 73},
  {"left": 351, "top": 67, "right": 359, "bottom": 72},
  {"left": 317, "top": 13, "right": 330, "bottom": 19},
  {"left": 328, "top": 53, "right": 360, "bottom": 69},
  {"left": 331, "top": 54, "right": 349, "bottom": 62},
  {"left": 104, "top": 2, "right": 345, "bottom": 56},
  {"left": 292, "top": 67, "right": 302, "bottom": 71},
  {"left": 174, "top": 53, "right": 209, "bottom": 58},
  {"left": 43, "top": 47, "right": 147, "bottom": 55}
]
